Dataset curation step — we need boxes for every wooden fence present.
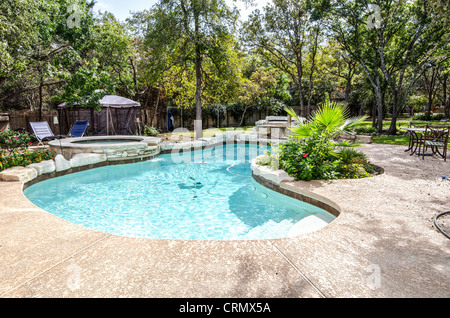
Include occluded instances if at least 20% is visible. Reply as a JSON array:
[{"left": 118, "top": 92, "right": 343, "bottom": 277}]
[{"left": 5, "top": 107, "right": 282, "bottom": 135}]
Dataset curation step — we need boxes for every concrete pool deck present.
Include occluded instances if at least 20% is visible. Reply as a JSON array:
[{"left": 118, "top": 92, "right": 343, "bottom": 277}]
[{"left": 0, "top": 143, "right": 449, "bottom": 297}]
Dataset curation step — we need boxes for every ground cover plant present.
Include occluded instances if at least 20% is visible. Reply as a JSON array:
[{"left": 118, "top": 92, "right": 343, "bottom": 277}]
[
  {"left": 0, "top": 129, "right": 56, "bottom": 171},
  {"left": 0, "top": 149, "right": 56, "bottom": 171}
]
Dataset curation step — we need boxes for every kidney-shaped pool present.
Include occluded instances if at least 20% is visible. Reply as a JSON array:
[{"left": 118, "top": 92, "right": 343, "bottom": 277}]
[{"left": 24, "top": 144, "right": 335, "bottom": 240}]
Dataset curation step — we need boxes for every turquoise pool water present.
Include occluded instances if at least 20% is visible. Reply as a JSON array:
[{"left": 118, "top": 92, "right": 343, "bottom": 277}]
[{"left": 24, "top": 144, "right": 334, "bottom": 240}]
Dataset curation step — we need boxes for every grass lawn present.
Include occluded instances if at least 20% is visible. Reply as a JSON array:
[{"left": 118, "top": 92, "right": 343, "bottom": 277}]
[
  {"left": 352, "top": 119, "right": 411, "bottom": 131},
  {"left": 354, "top": 120, "right": 411, "bottom": 146},
  {"left": 372, "top": 135, "right": 410, "bottom": 146}
]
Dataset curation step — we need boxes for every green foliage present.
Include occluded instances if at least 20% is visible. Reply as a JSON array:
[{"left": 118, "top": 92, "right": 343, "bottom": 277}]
[
  {"left": 0, "top": 149, "right": 56, "bottom": 171},
  {"left": 0, "top": 129, "right": 31, "bottom": 153},
  {"left": 143, "top": 125, "right": 159, "bottom": 136},
  {"left": 0, "top": 0, "right": 39, "bottom": 77},
  {"left": 353, "top": 126, "right": 377, "bottom": 134},
  {"left": 0, "top": 0, "right": 105, "bottom": 112},
  {"left": 55, "top": 58, "right": 115, "bottom": 111},
  {"left": 1, "top": 0, "right": 448, "bottom": 134},
  {"left": 285, "top": 96, "right": 367, "bottom": 139},
  {"left": 336, "top": 148, "right": 374, "bottom": 178},
  {"left": 372, "top": 135, "right": 409, "bottom": 146},
  {"left": 278, "top": 137, "right": 375, "bottom": 181},
  {"left": 133, "top": 0, "right": 240, "bottom": 128},
  {"left": 279, "top": 135, "right": 340, "bottom": 181},
  {"left": 412, "top": 113, "right": 445, "bottom": 121},
  {"left": 276, "top": 96, "right": 374, "bottom": 181},
  {"left": 338, "top": 148, "right": 368, "bottom": 164}
]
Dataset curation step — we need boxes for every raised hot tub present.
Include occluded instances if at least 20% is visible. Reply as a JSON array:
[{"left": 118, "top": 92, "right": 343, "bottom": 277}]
[{"left": 48, "top": 135, "right": 161, "bottom": 161}]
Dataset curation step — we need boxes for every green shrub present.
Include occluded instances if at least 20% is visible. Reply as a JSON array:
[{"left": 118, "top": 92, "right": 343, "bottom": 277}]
[
  {"left": 278, "top": 137, "right": 375, "bottom": 181},
  {"left": 336, "top": 162, "right": 372, "bottom": 179},
  {"left": 143, "top": 125, "right": 159, "bottom": 136},
  {"left": 354, "top": 127, "right": 377, "bottom": 134},
  {"left": 278, "top": 97, "right": 375, "bottom": 181},
  {"left": 279, "top": 135, "right": 341, "bottom": 181},
  {"left": 0, "top": 129, "right": 31, "bottom": 152},
  {"left": 339, "top": 148, "right": 368, "bottom": 164},
  {"left": 412, "top": 113, "right": 445, "bottom": 121},
  {"left": 335, "top": 148, "right": 374, "bottom": 179}
]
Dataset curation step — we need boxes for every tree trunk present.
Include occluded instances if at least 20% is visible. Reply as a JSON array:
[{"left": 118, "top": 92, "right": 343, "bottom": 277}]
[
  {"left": 375, "top": 77, "right": 384, "bottom": 133},
  {"left": 388, "top": 92, "right": 399, "bottom": 135},
  {"left": 443, "top": 74, "right": 449, "bottom": 119},
  {"left": 372, "top": 100, "right": 377, "bottom": 128},
  {"left": 295, "top": 50, "right": 305, "bottom": 118},
  {"left": 297, "top": 83, "right": 304, "bottom": 118},
  {"left": 39, "top": 75, "right": 44, "bottom": 121},
  {"left": 239, "top": 105, "right": 249, "bottom": 127},
  {"left": 150, "top": 89, "right": 161, "bottom": 127},
  {"left": 307, "top": 27, "right": 320, "bottom": 115},
  {"left": 423, "top": 66, "right": 438, "bottom": 116},
  {"left": 194, "top": 9, "right": 202, "bottom": 139}
]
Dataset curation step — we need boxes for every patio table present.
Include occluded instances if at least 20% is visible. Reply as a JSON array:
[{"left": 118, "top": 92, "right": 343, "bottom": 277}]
[{"left": 402, "top": 127, "right": 426, "bottom": 155}]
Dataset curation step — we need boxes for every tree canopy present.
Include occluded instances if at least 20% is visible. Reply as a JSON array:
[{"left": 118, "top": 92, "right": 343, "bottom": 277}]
[{"left": 0, "top": 0, "right": 449, "bottom": 134}]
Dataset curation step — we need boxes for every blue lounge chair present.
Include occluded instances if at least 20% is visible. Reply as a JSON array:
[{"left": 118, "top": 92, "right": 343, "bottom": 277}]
[{"left": 68, "top": 120, "right": 89, "bottom": 137}]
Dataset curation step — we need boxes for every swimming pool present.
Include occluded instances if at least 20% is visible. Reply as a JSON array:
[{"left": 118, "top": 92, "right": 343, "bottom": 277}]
[{"left": 24, "top": 144, "right": 335, "bottom": 240}]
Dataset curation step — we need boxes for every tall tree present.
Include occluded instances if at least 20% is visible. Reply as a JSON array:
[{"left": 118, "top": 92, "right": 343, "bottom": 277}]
[
  {"left": 141, "top": 0, "right": 238, "bottom": 138},
  {"left": 332, "top": 0, "right": 448, "bottom": 134},
  {"left": 437, "top": 62, "right": 450, "bottom": 119},
  {"left": 242, "top": 0, "right": 330, "bottom": 118},
  {"left": 0, "top": 0, "right": 100, "bottom": 116},
  {"left": 331, "top": 0, "right": 386, "bottom": 132},
  {"left": 0, "top": 0, "right": 40, "bottom": 93},
  {"left": 242, "top": 0, "right": 309, "bottom": 117}
]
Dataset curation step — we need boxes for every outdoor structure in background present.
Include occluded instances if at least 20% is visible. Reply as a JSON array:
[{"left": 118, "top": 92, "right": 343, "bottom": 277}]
[{"left": 57, "top": 95, "right": 141, "bottom": 136}]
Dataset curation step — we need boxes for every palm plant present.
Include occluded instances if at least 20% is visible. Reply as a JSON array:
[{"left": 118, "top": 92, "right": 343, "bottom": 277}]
[
  {"left": 285, "top": 97, "right": 367, "bottom": 140},
  {"left": 277, "top": 96, "right": 374, "bottom": 181}
]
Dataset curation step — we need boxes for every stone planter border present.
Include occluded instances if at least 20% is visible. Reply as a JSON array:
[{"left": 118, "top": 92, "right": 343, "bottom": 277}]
[{"left": 250, "top": 161, "right": 341, "bottom": 218}]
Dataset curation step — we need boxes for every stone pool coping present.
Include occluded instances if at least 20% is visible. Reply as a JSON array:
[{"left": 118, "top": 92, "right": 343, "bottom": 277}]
[{"left": 0, "top": 142, "right": 449, "bottom": 297}]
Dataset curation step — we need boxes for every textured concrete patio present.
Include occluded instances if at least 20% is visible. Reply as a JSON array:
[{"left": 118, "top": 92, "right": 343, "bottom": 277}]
[{"left": 0, "top": 143, "right": 449, "bottom": 298}]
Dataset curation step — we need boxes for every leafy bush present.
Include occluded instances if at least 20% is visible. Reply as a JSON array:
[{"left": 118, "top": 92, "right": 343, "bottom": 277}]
[
  {"left": 338, "top": 148, "right": 368, "bottom": 164},
  {"left": 412, "top": 113, "right": 445, "bottom": 121},
  {"left": 354, "top": 127, "right": 377, "bottom": 134},
  {"left": 0, "top": 129, "right": 32, "bottom": 153},
  {"left": 279, "top": 135, "right": 341, "bottom": 181},
  {"left": 335, "top": 148, "right": 374, "bottom": 179},
  {"left": 275, "top": 96, "right": 376, "bottom": 181},
  {"left": 0, "top": 149, "right": 57, "bottom": 171},
  {"left": 278, "top": 140, "right": 375, "bottom": 181},
  {"left": 143, "top": 125, "right": 159, "bottom": 136}
]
